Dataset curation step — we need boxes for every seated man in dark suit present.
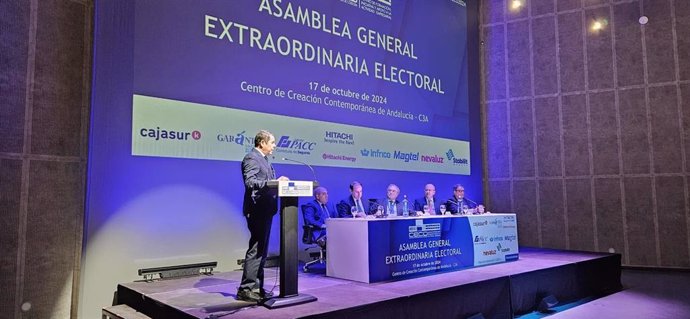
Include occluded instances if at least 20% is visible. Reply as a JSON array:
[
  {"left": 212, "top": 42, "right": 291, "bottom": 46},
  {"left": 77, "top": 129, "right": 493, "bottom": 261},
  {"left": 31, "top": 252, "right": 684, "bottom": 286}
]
[
  {"left": 413, "top": 183, "right": 441, "bottom": 215},
  {"left": 445, "top": 184, "right": 486, "bottom": 215},
  {"left": 372, "top": 184, "right": 405, "bottom": 216},
  {"left": 336, "top": 181, "right": 369, "bottom": 218},
  {"left": 301, "top": 186, "right": 336, "bottom": 247}
]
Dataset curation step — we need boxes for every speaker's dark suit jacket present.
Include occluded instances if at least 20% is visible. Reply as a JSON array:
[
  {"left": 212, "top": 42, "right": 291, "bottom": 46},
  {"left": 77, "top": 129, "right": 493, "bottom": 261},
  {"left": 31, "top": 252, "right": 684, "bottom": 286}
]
[{"left": 238, "top": 148, "right": 277, "bottom": 293}]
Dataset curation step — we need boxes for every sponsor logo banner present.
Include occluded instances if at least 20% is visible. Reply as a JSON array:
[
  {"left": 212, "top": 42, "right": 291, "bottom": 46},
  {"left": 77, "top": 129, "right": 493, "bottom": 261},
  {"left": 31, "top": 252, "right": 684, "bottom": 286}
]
[
  {"left": 132, "top": 95, "right": 470, "bottom": 174},
  {"left": 468, "top": 214, "right": 520, "bottom": 265},
  {"left": 364, "top": 214, "right": 519, "bottom": 283}
]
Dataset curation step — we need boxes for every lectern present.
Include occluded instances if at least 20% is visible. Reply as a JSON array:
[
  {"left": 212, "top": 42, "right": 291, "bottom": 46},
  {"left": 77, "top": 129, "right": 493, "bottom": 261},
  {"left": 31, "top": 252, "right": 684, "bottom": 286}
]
[{"left": 263, "top": 180, "right": 318, "bottom": 308}]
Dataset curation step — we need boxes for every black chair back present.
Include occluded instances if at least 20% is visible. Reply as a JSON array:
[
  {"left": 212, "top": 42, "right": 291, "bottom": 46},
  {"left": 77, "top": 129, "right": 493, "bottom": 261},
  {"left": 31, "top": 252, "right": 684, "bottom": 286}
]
[{"left": 300, "top": 204, "right": 316, "bottom": 245}]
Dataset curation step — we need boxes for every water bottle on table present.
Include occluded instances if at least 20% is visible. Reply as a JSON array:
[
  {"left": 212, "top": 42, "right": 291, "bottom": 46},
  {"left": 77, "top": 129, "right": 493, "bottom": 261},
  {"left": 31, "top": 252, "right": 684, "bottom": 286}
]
[{"left": 402, "top": 195, "right": 409, "bottom": 217}]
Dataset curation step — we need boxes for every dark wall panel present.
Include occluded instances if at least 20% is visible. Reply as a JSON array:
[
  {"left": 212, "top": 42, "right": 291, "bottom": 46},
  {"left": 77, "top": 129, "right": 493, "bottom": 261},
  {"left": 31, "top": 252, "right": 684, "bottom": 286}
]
[
  {"left": 540, "top": 179, "right": 567, "bottom": 249},
  {"left": 656, "top": 177, "right": 689, "bottom": 267},
  {"left": 650, "top": 85, "right": 682, "bottom": 174},
  {"left": 624, "top": 177, "right": 657, "bottom": 266},
  {"left": 511, "top": 100, "right": 536, "bottom": 177},
  {"left": 24, "top": 161, "right": 83, "bottom": 318},
  {"left": 0, "top": 159, "right": 23, "bottom": 318},
  {"left": 487, "top": 102, "right": 510, "bottom": 178},
  {"left": 535, "top": 97, "right": 562, "bottom": 177},
  {"left": 566, "top": 178, "right": 595, "bottom": 251},
  {"left": 31, "top": 1, "right": 86, "bottom": 157},
  {"left": 595, "top": 178, "right": 624, "bottom": 256},
  {"left": 514, "top": 180, "right": 539, "bottom": 246},
  {"left": 619, "top": 88, "right": 650, "bottom": 174},
  {"left": 562, "top": 94, "right": 590, "bottom": 176},
  {"left": 557, "top": 12, "right": 586, "bottom": 93},
  {"left": 0, "top": 1, "right": 29, "bottom": 154}
]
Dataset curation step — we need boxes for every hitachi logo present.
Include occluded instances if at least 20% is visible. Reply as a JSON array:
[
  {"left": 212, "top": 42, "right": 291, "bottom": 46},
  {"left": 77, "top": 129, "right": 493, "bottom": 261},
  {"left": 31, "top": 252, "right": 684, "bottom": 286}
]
[{"left": 325, "top": 131, "right": 353, "bottom": 140}]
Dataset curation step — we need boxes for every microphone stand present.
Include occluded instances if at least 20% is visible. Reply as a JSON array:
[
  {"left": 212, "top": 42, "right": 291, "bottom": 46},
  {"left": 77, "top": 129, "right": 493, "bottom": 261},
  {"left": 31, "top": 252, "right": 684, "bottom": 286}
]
[{"left": 281, "top": 157, "right": 317, "bottom": 184}]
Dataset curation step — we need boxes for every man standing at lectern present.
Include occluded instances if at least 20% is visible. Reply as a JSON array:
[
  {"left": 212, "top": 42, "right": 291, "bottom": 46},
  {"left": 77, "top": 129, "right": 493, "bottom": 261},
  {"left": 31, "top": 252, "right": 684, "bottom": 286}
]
[{"left": 237, "top": 130, "right": 289, "bottom": 303}]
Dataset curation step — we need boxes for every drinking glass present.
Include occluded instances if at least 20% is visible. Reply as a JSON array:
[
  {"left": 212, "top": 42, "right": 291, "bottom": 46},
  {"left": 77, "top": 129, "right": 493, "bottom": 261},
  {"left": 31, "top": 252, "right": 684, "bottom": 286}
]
[
  {"left": 377, "top": 205, "right": 384, "bottom": 217},
  {"left": 461, "top": 203, "right": 469, "bottom": 215},
  {"left": 439, "top": 204, "right": 446, "bottom": 215},
  {"left": 350, "top": 206, "right": 358, "bottom": 218},
  {"left": 423, "top": 205, "right": 429, "bottom": 215}
]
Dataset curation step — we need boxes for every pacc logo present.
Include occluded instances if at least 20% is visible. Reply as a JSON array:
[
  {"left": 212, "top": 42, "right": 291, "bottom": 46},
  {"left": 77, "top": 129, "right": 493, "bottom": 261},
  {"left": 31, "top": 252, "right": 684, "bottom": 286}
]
[
  {"left": 445, "top": 149, "right": 469, "bottom": 165},
  {"left": 277, "top": 136, "right": 316, "bottom": 155},
  {"left": 140, "top": 127, "right": 201, "bottom": 141}
]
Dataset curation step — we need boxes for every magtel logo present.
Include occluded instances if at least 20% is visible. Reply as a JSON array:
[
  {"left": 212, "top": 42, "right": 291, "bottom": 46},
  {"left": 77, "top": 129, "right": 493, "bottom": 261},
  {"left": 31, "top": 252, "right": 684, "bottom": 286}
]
[
  {"left": 393, "top": 151, "right": 419, "bottom": 163},
  {"left": 140, "top": 127, "right": 201, "bottom": 141},
  {"left": 446, "top": 149, "right": 469, "bottom": 165}
]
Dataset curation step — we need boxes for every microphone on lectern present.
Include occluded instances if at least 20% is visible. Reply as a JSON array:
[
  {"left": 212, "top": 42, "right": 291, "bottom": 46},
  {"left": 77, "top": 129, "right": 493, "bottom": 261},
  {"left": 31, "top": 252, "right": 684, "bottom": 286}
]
[{"left": 281, "top": 157, "right": 317, "bottom": 183}]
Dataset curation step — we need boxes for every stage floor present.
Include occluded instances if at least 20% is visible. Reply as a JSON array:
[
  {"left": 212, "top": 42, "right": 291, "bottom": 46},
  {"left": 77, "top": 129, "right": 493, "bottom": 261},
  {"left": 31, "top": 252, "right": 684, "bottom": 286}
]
[{"left": 117, "top": 247, "right": 621, "bottom": 319}]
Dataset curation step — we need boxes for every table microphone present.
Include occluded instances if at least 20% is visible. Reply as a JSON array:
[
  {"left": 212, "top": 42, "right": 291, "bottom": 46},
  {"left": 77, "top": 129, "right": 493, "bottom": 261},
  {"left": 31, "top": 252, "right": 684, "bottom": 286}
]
[{"left": 465, "top": 197, "right": 479, "bottom": 206}]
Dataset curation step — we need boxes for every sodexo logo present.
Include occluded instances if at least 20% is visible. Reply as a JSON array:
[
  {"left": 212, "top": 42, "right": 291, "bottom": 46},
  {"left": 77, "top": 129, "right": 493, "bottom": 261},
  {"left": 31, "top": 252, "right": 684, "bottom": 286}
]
[
  {"left": 140, "top": 127, "right": 201, "bottom": 141},
  {"left": 445, "top": 149, "right": 469, "bottom": 165},
  {"left": 276, "top": 136, "right": 317, "bottom": 155}
]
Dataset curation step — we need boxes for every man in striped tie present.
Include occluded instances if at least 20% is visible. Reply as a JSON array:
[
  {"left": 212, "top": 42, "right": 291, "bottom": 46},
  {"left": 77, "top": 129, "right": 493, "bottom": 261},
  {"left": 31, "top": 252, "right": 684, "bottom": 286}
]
[
  {"left": 414, "top": 183, "right": 440, "bottom": 215},
  {"left": 336, "top": 181, "right": 369, "bottom": 218}
]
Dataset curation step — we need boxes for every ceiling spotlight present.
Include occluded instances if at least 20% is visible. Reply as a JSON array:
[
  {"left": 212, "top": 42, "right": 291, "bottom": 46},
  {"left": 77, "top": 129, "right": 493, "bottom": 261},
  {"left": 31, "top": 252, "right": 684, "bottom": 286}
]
[
  {"left": 592, "top": 21, "right": 603, "bottom": 30},
  {"left": 639, "top": 16, "right": 649, "bottom": 25},
  {"left": 590, "top": 19, "right": 608, "bottom": 32},
  {"left": 511, "top": 0, "right": 523, "bottom": 11}
]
